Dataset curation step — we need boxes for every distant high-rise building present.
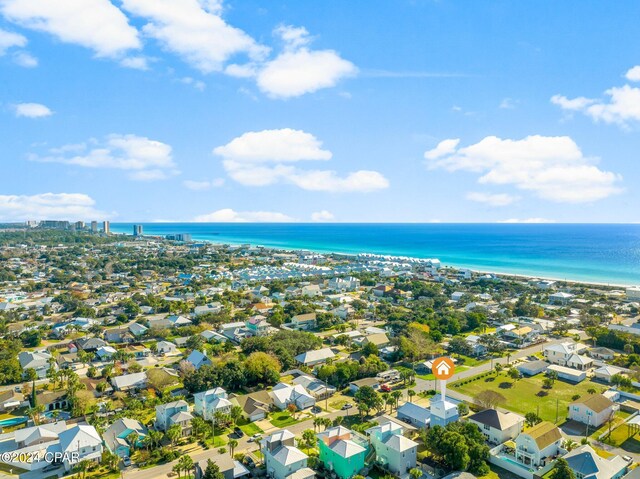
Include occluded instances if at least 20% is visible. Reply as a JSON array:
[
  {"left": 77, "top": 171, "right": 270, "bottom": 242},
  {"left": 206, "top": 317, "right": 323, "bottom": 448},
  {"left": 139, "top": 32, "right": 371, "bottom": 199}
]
[
  {"left": 91, "top": 221, "right": 98, "bottom": 233},
  {"left": 75, "top": 221, "right": 85, "bottom": 230},
  {"left": 40, "top": 220, "right": 70, "bottom": 229},
  {"left": 166, "top": 233, "right": 192, "bottom": 242},
  {"left": 103, "top": 221, "right": 110, "bottom": 234},
  {"left": 133, "top": 224, "right": 143, "bottom": 236}
]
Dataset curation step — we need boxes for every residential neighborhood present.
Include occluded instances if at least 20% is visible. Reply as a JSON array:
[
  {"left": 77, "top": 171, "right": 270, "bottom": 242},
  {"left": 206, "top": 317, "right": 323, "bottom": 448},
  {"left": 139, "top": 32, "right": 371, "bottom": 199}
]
[{"left": 0, "top": 228, "right": 640, "bottom": 479}]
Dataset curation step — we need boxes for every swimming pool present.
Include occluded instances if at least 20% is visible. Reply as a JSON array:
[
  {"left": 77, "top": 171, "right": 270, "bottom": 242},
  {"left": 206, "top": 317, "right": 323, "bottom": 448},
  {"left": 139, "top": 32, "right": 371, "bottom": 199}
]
[
  {"left": 0, "top": 416, "right": 27, "bottom": 427},
  {"left": 42, "top": 411, "right": 71, "bottom": 420}
]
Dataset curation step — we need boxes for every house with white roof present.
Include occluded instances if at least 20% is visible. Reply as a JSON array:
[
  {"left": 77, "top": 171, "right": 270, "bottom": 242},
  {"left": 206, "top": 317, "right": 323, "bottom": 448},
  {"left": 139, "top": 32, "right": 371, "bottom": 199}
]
[
  {"left": 156, "top": 400, "right": 193, "bottom": 436},
  {"left": 292, "top": 375, "right": 336, "bottom": 400},
  {"left": 111, "top": 372, "right": 147, "bottom": 391},
  {"left": 194, "top": 303, "right": 223, "bottom": 316},
  {"left": 194, "top": 387, "right": 232, "bottom": 420},
  {"left": 167, "top": 315, "right": 193, "bottom": 327},
  {"left": 156, "top": 340, "right": 179, "bottom": 356},
  {"left": 548, "top": 292, "right": 575, "bottom": 305},
  {"left": 262, "top": 429, "right": 314, "bottom": 479},
  {"left": 0, "top": 421, "right": 103, "bottom": 472},
  {"left": 544, "top": 342, "right": 589, "bottom": 367},
  {"left": 563, "top": 445, "right": 628, "bottom": 479},
  {"left": 594, "top": 365, "right": 628, "bottom": 383},
  {"left": 365, "top": 421, "right": 418, "bottom": 476},
  {"left": 269, "top": 383, "right": 316, "bottom": 411},
  {"left": 294, "top": 348, "right": 336, "bottom": 367}
]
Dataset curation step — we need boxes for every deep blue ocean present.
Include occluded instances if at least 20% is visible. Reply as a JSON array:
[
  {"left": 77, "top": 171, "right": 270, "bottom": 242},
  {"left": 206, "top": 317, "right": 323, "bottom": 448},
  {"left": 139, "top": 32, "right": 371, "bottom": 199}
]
[{"left": 110, "top": 223, "right": 640, "bottom": 286}]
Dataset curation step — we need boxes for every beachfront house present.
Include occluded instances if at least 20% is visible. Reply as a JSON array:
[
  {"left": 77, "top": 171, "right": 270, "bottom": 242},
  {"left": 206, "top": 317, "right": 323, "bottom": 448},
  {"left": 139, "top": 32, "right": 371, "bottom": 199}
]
[{"left": 563, "top": 445, "right": 628, "bottom": 479}]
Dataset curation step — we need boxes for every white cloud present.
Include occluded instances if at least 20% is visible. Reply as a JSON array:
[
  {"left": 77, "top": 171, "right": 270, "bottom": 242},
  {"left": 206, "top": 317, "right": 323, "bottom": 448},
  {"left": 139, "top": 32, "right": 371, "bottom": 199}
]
[
  {"left": 552, "top": 68, "right": 640, "bottom": 126},
  {"left": 499, "top": 98, "right": 517, "bottom": 109},
  {"left": 0, "top": 27, "right": 26, "bottom": 54},
  {"left": 30, "top": 134, "right": 179, "bottom": 181},
  {"left": 214, "top": 128, "right": 332, "bottom": 163},
  {"left": 424, "top": 138, "right": 459, "bottom": 160},
  {"left": 183, "top": 178, "right": 224, "bottom": 190},
  {"left": 13, "top": 51, "right": 37, "bottom": 67},
  {"left": 550, "top": 94, "right": 595, "bottom": 111},
  {"left": 625, "top": 66, "right": 640, "bottom": 82},
  {"left": 498, "top": 218, "right": 556, "bottom": 224},
  {"left": 180, "top": 76, "right": 206, "bottom": 91},
  {"left": 121, "top": 0, "right": 268, "bottom": 73},
  {"left": 425, "top": 135, "right": 622, "bottom": 203},
  {"left": 0, "top": 193, "right": 108, "bottom": 221},
  {"left": 214, "top": 128, "right": 388, "bottom": 192},
  {"left": 120, "top": 56, "right": 150, "bottom": 70},
  {"left": 0, "top": 0, "right": 141, "bottom": 58},
  {"left": 194, "top": 208, "right": 294, "bottom": 222},
  {"left": 14, "top": 102, "right": 52, "bottom": 118},
  {"left": 311, "top": 210, "right": 334, "bottom": 222},
  {"left": 466, "top": 192, "right": 519, "bottom": 206},
  {"left": 255, "top": 25, "right": 357, "bottom": 98}
]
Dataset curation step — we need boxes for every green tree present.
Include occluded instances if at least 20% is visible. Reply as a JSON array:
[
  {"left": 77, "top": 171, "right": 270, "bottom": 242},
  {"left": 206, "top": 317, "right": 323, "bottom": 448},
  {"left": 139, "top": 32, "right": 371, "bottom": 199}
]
[
  {"left": 228, "top": 439, "right": 238, "bottom": 456},
  {"left": 203, "top": 460, "right": 225, "bottom": 479},
  {"left": 551, "top": 458, "right": 576, "bottom": 479}
]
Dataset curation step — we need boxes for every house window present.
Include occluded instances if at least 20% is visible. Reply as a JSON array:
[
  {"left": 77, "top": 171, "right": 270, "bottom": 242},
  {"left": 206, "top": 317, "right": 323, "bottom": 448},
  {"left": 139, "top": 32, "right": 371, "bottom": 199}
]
[{"left": 483, "top": 424, "right": 490, "bottom": 430}]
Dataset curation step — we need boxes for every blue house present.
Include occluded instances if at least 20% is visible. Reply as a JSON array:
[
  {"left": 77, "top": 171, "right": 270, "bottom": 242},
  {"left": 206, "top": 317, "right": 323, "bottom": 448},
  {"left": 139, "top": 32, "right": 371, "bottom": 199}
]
[{"left": 103, "top": 418, "right": 148, "bottom": 458}]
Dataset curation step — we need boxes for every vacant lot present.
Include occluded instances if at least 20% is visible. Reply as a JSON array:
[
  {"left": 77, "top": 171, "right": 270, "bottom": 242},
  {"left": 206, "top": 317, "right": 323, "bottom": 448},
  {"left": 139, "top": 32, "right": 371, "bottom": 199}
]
[{"left": 452, "top": 371, "right": 609, "bottom": 423}]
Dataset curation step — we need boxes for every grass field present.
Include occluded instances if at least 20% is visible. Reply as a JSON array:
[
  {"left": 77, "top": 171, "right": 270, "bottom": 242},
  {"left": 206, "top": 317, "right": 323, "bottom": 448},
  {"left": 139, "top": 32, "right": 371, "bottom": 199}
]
[
  {"left": 269, "top": 411, "right": 301, "bottom": 428},
  {"left": 452, "top": 371, "right": 609, "bottom": 423},
  {"left": 239, "top": 421, "right": 263, "bottom": 436}
]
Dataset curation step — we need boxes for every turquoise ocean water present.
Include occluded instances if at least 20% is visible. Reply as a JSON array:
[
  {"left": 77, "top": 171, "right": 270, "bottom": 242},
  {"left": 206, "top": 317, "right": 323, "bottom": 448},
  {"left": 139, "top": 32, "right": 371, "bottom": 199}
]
[{"left": 110, "top": 223, "right": 640, "bottom": 286}]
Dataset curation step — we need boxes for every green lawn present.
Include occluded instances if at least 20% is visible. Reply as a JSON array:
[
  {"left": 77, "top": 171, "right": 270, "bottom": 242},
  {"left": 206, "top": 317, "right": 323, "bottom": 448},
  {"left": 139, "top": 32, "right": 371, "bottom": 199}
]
[
  {"left": 270, "top": 411, "right": 301, "bottom": 428},
  {"left": 239, "top": 421, "right": 263, "bottom": 436},
  {"left": 452, "top": 371, "right": 609, "bottom": 423}
]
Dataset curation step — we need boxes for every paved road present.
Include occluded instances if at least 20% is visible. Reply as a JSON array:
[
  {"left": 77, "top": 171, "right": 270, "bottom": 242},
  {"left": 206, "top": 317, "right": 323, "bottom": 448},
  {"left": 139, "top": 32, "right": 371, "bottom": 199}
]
[
  {"left": 414, "top": 339, "right": 562, "bottom": 394},
  {"left": 124, "top": 408, "right": 353, "bottom": 479}
]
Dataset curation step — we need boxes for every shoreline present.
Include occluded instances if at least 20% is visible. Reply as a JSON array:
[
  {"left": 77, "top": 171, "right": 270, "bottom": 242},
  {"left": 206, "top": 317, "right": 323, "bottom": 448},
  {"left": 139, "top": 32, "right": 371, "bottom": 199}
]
[{"left": 115, "top": 229, "right": 637, "bottom": 289}]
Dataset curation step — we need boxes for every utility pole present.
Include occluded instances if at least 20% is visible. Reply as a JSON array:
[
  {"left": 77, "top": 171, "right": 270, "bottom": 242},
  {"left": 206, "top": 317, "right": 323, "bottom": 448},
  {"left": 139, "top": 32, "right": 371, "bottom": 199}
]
[{"left": 556, "top": 399, "right": 559, "bottom": 423}]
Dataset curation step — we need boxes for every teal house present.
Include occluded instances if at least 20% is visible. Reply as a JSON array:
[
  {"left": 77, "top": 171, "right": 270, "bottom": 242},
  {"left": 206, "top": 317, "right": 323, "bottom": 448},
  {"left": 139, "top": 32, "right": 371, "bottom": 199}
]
[
  {"left": 103, "top": 418, "right": 148, "bottom": 458},
  {"left": 317, "top": 426, "right": 369, "bottom": 479}
]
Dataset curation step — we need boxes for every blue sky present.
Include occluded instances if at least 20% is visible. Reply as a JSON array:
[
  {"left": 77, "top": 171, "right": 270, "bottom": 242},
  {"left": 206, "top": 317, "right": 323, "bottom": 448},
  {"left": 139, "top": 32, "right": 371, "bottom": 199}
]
[{"left": 1, "top": 0, "right": 639, "bottom": 223}]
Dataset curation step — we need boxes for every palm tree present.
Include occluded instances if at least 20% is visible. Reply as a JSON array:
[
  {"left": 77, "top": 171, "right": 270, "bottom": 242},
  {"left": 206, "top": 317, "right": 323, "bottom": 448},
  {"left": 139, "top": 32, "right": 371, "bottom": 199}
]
[
  {"left": 127, "top": 432, "right": 139, "bottom": 454},
  {"left": 173, "top": 462, "right": 183, "bottom": 479},
  {"left": 230, "top": 405, "right": 243, "bottom": 426},
  {"left": 166, "top": 424, "right": 182, "bottom": 449},
  {"left": 385, "top": 396, "right": 395, "bottom": 412},
  {"left": 103, "top": 450, "right": 119, "bottom": 471},
  {"left": 313, "top": 417, "right": 322, "bottom": 432},
  {"left": 407, "top": 389, "right": 416, "bottom": 403},
  {"left": 391, "top": 390, "right": 402, "bottom": 409},
  {"left": 301, "top": 429, "right": 316, "bottom": 454},
  {"left": 381, "top": 393, "right": 390, "bottom": 411},
  {"left": 178, "top": 455, "right": 195, "bottom": 479},
  {"left": 228, "top": 439, "right": 238, "bottom": 456}
]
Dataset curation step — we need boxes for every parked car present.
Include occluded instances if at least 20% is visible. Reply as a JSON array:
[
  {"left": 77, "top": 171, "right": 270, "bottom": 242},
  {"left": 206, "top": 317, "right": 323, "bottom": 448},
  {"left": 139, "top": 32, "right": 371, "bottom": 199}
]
[
  {"left": 243, "top": 456, "right": 256, "bottom": 468},
  {"left": 233, "top": 427, "right": 245, "bottom": 437},
  {"left": 380, "top": 384, "right": 391, "bottom": 392},
  {"left": 341, "top": 403, "right": 353, "bottom": 410},
  {"left": 122, "top": 457, "right": 132, "bottom": 467}
]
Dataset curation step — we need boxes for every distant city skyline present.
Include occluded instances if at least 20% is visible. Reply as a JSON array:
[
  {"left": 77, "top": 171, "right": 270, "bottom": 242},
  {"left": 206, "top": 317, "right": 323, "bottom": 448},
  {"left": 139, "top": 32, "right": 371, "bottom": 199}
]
[{"left": 1, "top": 1, "right": 639, "bottom": 223}]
